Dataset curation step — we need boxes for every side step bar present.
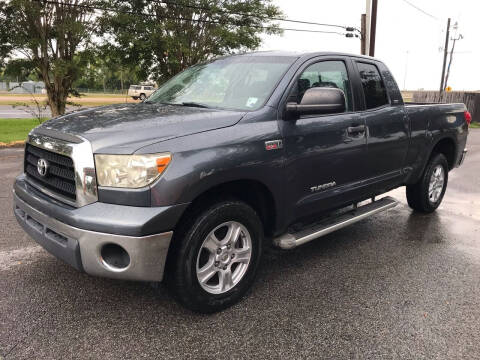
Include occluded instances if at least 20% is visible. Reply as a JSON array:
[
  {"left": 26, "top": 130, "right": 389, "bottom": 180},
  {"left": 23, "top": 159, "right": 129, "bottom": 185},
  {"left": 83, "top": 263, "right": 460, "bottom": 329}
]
[{"left": 273, "top": 196, "right": 398, "bottom": 250}]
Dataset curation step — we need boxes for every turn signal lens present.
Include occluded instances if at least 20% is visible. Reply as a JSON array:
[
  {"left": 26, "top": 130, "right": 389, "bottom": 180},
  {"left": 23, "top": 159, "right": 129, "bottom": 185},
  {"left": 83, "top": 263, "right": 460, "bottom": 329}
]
[{"left": 156, "top": 156, "right": 171, "bottom": 173}]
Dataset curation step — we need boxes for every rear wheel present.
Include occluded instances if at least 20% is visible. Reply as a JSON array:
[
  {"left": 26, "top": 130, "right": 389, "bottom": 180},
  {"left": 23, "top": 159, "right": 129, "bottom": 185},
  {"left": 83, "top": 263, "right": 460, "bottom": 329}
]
[
  {"left": 406, "top": 153, "right": 449, "bottom": 213},
  {"left": 166, "top": 200, "right": 263, "bottom": 313}
]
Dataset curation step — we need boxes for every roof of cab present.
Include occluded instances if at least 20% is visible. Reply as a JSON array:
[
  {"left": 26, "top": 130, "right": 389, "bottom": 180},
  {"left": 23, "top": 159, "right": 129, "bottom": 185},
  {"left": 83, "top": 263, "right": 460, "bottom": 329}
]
[{"left": 234, "top": 50, "right": 377, "bottom": 61}]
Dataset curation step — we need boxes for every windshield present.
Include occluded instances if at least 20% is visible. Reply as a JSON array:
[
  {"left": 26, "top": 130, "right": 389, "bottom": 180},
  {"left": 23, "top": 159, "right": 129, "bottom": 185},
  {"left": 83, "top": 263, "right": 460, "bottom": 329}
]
[{"left": 147, "top": 56, "right": 295, "bottom": 111}]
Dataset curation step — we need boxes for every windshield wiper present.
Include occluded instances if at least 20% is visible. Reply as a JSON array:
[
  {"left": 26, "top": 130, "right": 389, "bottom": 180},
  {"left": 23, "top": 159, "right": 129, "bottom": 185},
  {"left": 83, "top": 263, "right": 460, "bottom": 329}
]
[
  {"left": 145, "top": 101, "right": 178, "bottom": 106},
  {"left": 144, "top": 101, "right": 211, "bottom": 108},
  {"left": 181, "top": 102, "right": 210, "bottom": 108}
]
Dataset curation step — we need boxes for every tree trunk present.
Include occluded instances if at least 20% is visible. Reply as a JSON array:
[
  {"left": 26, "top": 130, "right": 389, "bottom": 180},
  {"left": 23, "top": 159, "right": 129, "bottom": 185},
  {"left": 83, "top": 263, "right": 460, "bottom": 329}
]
[
  {"left": 45, "top": 82, "right": 67, "bottom": 117},
  {"left": 120, "top": 70, "right": 124, "bottom": 93}
]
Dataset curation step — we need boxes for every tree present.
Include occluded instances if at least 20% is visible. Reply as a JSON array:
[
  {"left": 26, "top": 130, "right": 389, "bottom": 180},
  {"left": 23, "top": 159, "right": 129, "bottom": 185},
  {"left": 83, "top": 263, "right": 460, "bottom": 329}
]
[
  {"left": 0, "top": 0, "right": 284, "bottom": 114},
  {"left": 100, "top": 0, "right": 283, "bottom": 83},
  {"left": 72, "top": 47, "right": 143, "bottom": 92},
  {"left": 3, "top": 58, "right": 38, "bottom": 82},
  {"left": 0, "top": 0, "right": 98, "bottom": 116},
  {"left": 0, "top": 1, "right": 12, "bottom": 68}
]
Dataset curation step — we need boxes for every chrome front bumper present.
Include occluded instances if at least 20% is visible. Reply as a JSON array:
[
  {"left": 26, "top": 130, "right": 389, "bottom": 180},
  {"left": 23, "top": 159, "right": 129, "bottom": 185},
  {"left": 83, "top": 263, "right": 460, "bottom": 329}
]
[{"left": 14, "top": 192, "right": 173, "bottom": 282}]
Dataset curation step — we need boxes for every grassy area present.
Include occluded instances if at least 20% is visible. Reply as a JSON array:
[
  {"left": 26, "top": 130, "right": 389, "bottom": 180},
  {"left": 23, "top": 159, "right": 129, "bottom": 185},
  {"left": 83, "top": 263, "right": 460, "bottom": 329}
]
[
  {"left": 0, "top": 118, "right": 41, "bottom": 143},
  {"left": 470, "top": 122, "right": 480, "bottom": 129}
]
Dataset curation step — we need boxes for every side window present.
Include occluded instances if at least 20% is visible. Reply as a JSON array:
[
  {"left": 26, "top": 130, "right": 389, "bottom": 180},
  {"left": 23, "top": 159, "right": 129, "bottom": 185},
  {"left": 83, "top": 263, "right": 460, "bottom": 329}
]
[
  {"left": 289, "top": 60, "right": 353, "bottom": 112},
  {"left": 356, "top": 62, "right": 389, "bottom": 109}
]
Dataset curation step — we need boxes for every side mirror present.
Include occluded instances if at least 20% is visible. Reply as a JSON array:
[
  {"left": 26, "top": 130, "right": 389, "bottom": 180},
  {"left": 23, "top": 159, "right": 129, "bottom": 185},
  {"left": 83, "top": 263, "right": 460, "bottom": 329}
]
[{"left": 286, "top": 87, "right": 346, "bottom": 117}]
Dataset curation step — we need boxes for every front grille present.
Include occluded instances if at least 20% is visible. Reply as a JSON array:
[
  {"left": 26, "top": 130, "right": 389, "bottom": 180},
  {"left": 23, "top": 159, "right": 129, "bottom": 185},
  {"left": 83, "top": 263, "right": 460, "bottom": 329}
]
[{"left": 24, "top": 144, "right": 76, "bottom": 201}]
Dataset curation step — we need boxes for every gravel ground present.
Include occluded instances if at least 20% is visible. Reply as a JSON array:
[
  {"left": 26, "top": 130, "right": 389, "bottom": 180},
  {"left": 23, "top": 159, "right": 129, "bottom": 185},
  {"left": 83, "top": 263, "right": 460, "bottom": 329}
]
[{"left": 0, "top": 130, "right": 479, "bottom": 359}]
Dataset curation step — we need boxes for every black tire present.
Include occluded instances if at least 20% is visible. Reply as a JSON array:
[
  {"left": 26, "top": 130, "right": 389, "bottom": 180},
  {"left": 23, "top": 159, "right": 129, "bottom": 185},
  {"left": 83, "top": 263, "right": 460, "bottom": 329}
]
[
  {"left": 166, "top": 200, "right": 263, "bottom": 313},
  {"left": 139, "top": 93, "right": 146, "bottom": 101},
  {"left": 406, "top": 153, "right": 449, "bottom": 213},
  {"left": 132, "top": 96, "right": 138, "bottom": 100}
]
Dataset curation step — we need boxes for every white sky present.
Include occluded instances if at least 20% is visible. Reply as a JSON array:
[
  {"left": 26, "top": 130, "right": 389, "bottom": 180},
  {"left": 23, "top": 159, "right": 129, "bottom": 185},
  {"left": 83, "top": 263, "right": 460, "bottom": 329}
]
[{"left": 260, "top": 0, "right": 480, "bottom": 91}]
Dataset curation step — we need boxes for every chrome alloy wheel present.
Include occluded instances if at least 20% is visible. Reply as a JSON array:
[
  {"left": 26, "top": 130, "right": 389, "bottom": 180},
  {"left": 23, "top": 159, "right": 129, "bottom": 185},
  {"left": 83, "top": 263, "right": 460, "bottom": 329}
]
[
  {"left": 196, "top": 221, "right": 252, "bottom": 294},
  {"left": 428, "top": 165, "right": 445, "bottom": 203}
]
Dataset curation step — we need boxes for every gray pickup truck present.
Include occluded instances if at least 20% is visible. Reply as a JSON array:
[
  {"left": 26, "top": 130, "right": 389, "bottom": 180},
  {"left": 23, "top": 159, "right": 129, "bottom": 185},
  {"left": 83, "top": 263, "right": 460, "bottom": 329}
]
[{"left": 13, "top": 51, "right": 469, "bottom": 313}]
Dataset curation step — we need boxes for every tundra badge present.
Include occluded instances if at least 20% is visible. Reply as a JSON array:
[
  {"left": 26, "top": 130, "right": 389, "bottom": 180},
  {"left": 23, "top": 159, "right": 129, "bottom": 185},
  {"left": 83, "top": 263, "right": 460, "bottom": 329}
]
[{"left": 310, "top": 181, "right": 336, "bottom": 192}]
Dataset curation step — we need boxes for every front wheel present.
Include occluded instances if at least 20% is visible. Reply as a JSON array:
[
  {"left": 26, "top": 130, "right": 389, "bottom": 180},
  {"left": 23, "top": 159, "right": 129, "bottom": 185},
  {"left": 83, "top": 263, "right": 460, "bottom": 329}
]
[
  {"left": 406, "top": 153, "right": 449, "bottom": 213},
  {"left": 166, "top": 200, "right": 263, "bottom": 313},
  {"left": 139, "top": 93, "right": 146, "bottom": 101}
]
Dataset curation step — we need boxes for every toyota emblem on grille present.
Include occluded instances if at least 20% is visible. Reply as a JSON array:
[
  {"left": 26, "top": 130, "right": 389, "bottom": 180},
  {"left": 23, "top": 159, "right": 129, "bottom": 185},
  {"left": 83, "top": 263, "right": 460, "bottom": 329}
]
[{"left": 37, "top": 158, "right": 49, "bottom": 177}]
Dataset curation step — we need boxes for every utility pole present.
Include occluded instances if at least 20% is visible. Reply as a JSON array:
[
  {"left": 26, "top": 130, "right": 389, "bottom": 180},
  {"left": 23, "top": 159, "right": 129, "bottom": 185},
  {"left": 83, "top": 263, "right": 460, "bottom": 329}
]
[
  {"left": 361, "top": 14, "right": 366, "bottom": 55},
  {"left": 369, "top": 0, "right": 378, "bottom": 56},
  {"left": 365, "top": 0, "right": 371, "bottom": 54},
  {"left": 439, "top": 18, "right": 451, "bottom": 93},
  {"left": 403, "top": 51, "right": 409, "bottom": 90},
  {"left": 444, "top": 24, "right": 463, "bottom": 92}
]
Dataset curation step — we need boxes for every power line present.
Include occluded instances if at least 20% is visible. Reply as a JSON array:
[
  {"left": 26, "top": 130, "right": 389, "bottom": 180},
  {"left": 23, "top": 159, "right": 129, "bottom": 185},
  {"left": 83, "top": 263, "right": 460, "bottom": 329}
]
[
  {"left": 36, "top": 0, "right": 350, "bottom": 36},
  {"left": 400, "top": 0, "right": 439, "bottom": 20},
  {"left": 149, "top": 0, "right": 358, "bottom": 32}
]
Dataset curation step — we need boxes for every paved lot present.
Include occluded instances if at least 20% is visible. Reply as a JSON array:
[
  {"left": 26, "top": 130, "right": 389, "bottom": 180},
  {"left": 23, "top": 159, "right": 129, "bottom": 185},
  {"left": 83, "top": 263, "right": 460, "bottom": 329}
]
[
  {"left": 1, "top": 131, "right": 479, "bottom": 359},
  {"left": 0, "top": 105, "right": 96, "bottom": 119},
  {"left": 0, "top": 106, "right": 49, "bottom": 119},
  {"left": 0, "top": 96, "right": 139, "bottom": 118}
]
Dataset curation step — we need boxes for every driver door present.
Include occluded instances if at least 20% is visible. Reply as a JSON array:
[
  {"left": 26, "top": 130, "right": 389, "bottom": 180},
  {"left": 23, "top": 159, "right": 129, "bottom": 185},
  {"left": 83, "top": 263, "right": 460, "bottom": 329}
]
[{"left": 280, "top": 58, "right": 368, "bottom": 222}]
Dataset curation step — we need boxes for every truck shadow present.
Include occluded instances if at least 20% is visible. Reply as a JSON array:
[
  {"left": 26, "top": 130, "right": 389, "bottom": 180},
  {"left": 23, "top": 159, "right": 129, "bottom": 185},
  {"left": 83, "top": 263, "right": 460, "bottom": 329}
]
[{"left": 5, "top": 204, "right": 466, "bottom": 358}]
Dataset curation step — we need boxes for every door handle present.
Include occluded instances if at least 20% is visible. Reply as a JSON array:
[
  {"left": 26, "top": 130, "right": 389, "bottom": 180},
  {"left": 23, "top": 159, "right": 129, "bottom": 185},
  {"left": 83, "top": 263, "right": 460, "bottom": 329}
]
[{"left": 347, "top": 125, "right": 366, "bottom": 134}]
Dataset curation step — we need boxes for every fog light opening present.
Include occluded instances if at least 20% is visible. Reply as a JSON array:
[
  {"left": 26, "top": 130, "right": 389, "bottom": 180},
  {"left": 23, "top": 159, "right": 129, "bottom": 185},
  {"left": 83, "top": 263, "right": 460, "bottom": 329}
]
[{"left": 100, "top": 243, "right": 130, "bottom": 271}]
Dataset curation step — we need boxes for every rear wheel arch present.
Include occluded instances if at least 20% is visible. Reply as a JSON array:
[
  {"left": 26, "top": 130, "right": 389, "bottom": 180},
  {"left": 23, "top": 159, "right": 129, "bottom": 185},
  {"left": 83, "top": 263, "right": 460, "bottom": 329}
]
[
  {"left": 430, "top": 136, "right": 456, "bottom": 170},
  {"left": 408, "top": 135, "right": 457, "bottom": 185}
]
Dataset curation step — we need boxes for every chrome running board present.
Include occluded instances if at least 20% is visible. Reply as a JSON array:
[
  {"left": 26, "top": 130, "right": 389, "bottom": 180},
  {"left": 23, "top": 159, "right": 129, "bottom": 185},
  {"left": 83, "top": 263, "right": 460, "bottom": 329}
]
[{"left": 273, "top": 196, "right": 398, "bottom": 250}]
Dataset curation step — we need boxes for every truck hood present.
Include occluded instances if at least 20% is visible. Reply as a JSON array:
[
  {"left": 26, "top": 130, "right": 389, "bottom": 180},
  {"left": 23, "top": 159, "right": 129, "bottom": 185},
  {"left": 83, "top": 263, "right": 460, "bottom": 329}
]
[{"left": 37, "top": 103, "right": 246, "bottom": 153}]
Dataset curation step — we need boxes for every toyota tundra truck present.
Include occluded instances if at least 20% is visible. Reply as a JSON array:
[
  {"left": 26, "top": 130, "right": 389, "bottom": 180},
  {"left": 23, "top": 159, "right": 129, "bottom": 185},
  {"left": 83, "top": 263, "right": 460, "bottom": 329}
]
[{"left": 13, "top": 52, "right": 470, "bottom": 313}]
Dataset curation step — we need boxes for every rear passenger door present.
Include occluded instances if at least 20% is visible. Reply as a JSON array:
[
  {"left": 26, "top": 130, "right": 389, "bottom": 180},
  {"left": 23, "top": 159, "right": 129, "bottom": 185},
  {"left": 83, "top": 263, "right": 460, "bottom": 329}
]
[{"left": 354, "top": 61, "right": 409, "bottom": 187}]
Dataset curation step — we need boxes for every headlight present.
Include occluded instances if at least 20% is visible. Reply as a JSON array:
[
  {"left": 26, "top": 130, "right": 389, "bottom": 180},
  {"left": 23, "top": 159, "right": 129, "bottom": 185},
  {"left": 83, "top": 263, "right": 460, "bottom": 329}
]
[{"left": 95, "top": 153, "right": 171, "bottom": 188}]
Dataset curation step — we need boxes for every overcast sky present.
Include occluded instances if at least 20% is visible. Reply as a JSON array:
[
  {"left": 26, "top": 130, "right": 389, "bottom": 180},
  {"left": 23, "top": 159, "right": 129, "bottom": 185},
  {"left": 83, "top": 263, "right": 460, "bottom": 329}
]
[{"left": 260, "top": 0, "right": 479, "bottom": 91}]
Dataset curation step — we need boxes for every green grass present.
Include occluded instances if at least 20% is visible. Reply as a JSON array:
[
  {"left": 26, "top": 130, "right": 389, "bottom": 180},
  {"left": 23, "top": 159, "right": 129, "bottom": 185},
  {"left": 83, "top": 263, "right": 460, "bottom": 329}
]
[
  {"left": 0, "top": 118, "right": 42, "bottom": 143},
  {"left": 470, "top": 122, "right": 480, "bottom": 129}
]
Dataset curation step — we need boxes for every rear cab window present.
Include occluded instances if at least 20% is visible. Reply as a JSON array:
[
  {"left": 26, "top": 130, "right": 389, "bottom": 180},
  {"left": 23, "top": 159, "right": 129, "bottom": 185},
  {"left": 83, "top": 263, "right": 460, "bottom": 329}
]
[{"left": 356, "top": 62, "right": 389, "bottom": 109}]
